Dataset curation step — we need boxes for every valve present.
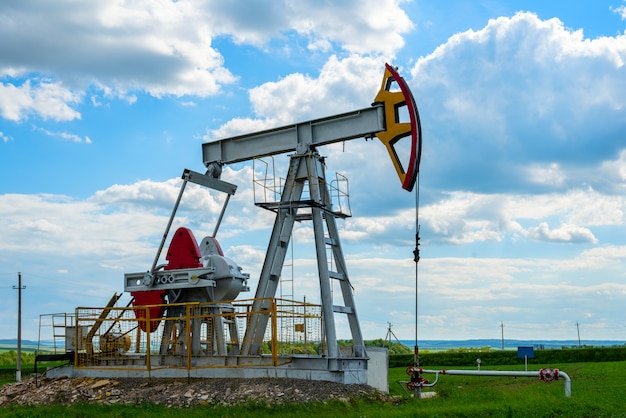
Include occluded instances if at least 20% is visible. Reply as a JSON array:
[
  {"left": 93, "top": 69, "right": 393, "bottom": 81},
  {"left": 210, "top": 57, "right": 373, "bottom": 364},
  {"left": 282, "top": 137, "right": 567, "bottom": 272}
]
[
  {"left": 406, "top": 365, "right": 429, "bottom": 390},
  {"left": 539, "top": 368, "right": 559, "bottom": 382},
  {"left": 406, "top": 365, "right": 421, "bottom": 376},
  {"left": 407, "top": 374, "right": 429, "bottom": 390}
]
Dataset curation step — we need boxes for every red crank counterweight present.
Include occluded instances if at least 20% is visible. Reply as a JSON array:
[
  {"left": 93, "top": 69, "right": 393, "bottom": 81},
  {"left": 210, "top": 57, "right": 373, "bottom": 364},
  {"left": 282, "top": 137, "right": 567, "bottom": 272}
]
[{"left": 131, "top": 227, "right": 203, "bottom": 332}]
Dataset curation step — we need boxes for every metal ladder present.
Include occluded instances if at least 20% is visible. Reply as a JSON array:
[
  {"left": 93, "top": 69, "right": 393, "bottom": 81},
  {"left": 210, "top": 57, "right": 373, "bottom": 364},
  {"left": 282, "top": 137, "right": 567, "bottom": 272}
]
[{"left": 241, "top": 148, "right": 365, "bottom": 358}]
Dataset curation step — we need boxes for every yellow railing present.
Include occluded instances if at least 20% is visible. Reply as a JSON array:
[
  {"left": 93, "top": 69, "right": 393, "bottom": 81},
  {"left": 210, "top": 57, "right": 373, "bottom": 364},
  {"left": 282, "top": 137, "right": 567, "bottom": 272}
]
[{"left": 73, "top": 298, "right": 322, "bottom": 371}]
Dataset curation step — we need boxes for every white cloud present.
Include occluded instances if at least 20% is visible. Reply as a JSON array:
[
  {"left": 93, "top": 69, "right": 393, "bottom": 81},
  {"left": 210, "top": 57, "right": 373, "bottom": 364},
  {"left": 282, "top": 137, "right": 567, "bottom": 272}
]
[
  {"left": 347, "top": 252, "right": 626, "bottom": 340},
  {"left": 2, "top": 171, "right": 626, "bottom": 340},
  {"left": 526, "top": 163, "right": 565, "bottom": 187},
  {"left": 420, "top": 187, "right": 625, "bottom": 245},
  {"left": 510, "top": 187, "right": 626, "bottom": 227},
  {"left": 0, "top": 0, "right": 411, "bottom": 123},
  {"left": 411, "top": 254, "right": 626, "bottom": 339},
  {"left": 0, "top": 80, "right": 82, "bottom": 122},
  {"left": 90, "top": 177, "right": 234, "bottom": 217},
  {"left": 0, "top": 193, "right": 160, "bottom": 258},
  {"left": 207, "top": 55, "right": 388, "bottom": 138},
  {"left": 558, "top": 245, "right": 626, "bottom": 272},
  {"left": 33, "top": 125, "right": 90, "bottom": 143},
  {"left": 287, "top": 0, "right": 413, "bottom": 55},
  {"left": 250, "top": 55, "right": 385, "bottom": 121},
  {"left": 0, "top": 0, "right": 235, "bottom": 121},
  {"left": 525, "top": 222, "right": 598, "bottom": 244},
  {"left": 205, "top": 117, "right": 281, "bottom": 141},
  {"left": 600, "top": 148, "right": 626, "bottom": 183},
  {"left": 0, "top": 131, "right": 12, "bottom": 142},
  {"left": 611, "top": 3, "right": 626, "bottom": 20},
  {"left": 422, "top": 192, "right": 519, "bottom": 244},
  {"left": 19, "top": 218, "right": 62, "bottom": 233},
  {"left": 410, "top": 11, "right": 626, "bottom": 192},
  {"left": 204, "top": 0, "right": 413, "bottom": 55}
]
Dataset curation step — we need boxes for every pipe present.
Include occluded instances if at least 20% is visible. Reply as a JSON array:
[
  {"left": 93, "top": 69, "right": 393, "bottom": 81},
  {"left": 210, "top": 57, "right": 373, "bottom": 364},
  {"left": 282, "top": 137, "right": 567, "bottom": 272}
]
[
  {"left": 558, "top": 371, "right": 572, "bottom": 398},
  {"left": 419, "top": 368, "right": 571, "bottom": 398}
]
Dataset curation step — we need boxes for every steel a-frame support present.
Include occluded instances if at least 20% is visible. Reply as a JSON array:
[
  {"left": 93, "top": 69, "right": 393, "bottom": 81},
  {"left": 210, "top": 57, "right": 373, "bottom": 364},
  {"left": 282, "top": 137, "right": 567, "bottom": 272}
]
[{"left": 240, "top": 147, "right": 365, "bottom": 359}]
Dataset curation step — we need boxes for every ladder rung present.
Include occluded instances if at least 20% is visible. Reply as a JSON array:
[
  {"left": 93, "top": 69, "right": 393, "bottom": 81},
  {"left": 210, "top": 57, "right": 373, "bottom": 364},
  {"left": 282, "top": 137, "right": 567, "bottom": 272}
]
[
  {"left": 333, "top": 305, "right": 353, "bottom": 314},
  {"left": 324, "top": 236, "right": 337, "bottom": 246}
]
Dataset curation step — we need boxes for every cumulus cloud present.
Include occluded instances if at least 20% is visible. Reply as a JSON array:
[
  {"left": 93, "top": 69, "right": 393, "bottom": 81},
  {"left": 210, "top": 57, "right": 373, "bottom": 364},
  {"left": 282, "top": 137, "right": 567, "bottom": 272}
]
[
  {"left": 412, "top": 254, "right": 626, "bottom": 339},
  {"left": 205, "top": 117, "right": 282, "bottom": 142},
  {"left": 0, "top": 0, "right": 411, "bottom": 123},
  {"left": 206, "top": 55, "right": 388, "bottom": 139},
  {"left": 420, "top": 187, "right": 624, "bottom": 245},
  {"left": 90, "top": 178, "right": 225, "bottom": 212},
  {"left": 410, "top": 11, "right": 626, "bottom": 193},
  {"left": 526, "top": 163, "right": 565, "bottom": 187},
  {"left": 0, "top": 131, "right": 12, "bottom": 142},
  {"left": 207, "top": 11, "right": 626, "bottom": 222},
  {"left": 203, "top": 0, "right": 412, "bottom": 54},
  {"left": 1, "top": 1, "right": 235, "bottom": 95},
  {"left": 599, "top": 149, "right": 626, "bottom": 185},
  {"left": 0, "top": 177, "right": 268, "bottom": 309},
  {"left": 287, "top": 0, "right": 413, "bottom": 54},
  {"left": 525, "top": 222, "right": 598, "bottom": 244},
  {"left": 0, "top": 0, "right": 234, "bottom": 121},
  {"left": 421, "top": 192, "right": 520, "bottom": 244},
  {"left": 249, "top": 55, "right": 385, "bottom": 121},
  {"left": 1, "top": 173, "right": 625, "bottom": 340},
  {"left": 0, "top": 80, "right": 82, "bottom": 122},
  {"left": 33, "top": 126, "right": 91, "bottom": 143},
  {"left": 0, "top": 193, "right": 160, "bottom": 257},
  {"left": 611, "top": 3, "right": 626, "bottom": 20}
]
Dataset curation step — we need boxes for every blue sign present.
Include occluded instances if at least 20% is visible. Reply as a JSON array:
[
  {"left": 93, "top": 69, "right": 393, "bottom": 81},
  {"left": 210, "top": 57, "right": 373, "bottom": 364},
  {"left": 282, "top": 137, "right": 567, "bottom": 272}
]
[{"left": 517, "top": 346, "right": 534, "bottom": 358}]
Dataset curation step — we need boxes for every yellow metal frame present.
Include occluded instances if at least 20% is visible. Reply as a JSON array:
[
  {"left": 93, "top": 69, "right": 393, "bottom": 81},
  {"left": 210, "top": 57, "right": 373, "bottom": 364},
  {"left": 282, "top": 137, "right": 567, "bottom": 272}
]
[
  {"left": 374, "top": 64, "right": 421, "bottom": 191},
  {"left": 73, "top": 298, "right": 322, "bottom": 372}
]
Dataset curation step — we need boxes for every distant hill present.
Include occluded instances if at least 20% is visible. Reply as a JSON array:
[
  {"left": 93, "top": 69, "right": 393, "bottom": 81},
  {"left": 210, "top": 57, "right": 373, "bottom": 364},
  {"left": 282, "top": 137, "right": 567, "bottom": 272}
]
[
  {"left": 1, "top": 338, "right": 623, "bottom": 352},
  {"left": 0, "top": 339, "right": 56, "bottom": 349},
  {"left": 399, "top": 339, "right": 625, "bottom": 350},
  {"left": 0, "top": 339, "right": 38, "bottom": 346}
]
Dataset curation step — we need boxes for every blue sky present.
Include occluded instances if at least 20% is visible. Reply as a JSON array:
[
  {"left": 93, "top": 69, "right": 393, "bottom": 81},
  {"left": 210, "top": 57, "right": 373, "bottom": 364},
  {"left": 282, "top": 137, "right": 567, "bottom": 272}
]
[{"left": 1, "top": 0, "right": 626, "bottom": 343}]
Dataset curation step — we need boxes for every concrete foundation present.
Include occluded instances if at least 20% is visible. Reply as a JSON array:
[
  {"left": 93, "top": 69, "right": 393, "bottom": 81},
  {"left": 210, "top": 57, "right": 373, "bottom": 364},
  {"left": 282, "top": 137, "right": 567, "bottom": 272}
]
[{"left": 43, "top": 348, "right": 389, "bottom": 393}]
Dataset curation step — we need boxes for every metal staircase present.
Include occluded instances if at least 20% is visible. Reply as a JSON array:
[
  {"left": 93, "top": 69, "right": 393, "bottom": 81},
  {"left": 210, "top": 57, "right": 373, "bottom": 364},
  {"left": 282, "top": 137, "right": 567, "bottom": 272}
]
[{"left": 241, "top": 149, "right": 365, "bottom": 358}]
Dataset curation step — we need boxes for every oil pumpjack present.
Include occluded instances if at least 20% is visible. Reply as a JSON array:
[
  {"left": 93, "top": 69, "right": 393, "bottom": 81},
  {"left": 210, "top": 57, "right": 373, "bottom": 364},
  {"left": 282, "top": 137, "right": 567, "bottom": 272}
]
[{"left": 41, "top": 64, "right": 421, "bottom": 389}]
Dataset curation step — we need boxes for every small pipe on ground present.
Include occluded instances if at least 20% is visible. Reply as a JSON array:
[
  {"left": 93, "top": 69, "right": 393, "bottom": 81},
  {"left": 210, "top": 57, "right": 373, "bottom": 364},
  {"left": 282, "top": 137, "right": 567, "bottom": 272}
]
[{"left": 412, "top": 368, "right": 571, "bottom": 398}]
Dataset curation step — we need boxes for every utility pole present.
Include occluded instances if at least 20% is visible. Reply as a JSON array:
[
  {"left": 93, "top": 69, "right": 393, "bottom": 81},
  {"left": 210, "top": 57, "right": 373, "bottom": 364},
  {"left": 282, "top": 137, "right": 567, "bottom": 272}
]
[
  {"left": 576, "top": 322, "right": 581, "bottom": 347},
  {"left": 12, "top": 272, "right": 26, "bottom": 382},
  {"left": 500, "top": 321, "right": 505, "bottom": 350}
]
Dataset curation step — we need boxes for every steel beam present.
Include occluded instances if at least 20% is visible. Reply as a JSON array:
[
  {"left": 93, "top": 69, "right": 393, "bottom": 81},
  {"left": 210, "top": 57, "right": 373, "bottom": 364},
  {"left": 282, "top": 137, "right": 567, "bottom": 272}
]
[{"left": 202, "top": 105, "right": 384, "bottom": 166}]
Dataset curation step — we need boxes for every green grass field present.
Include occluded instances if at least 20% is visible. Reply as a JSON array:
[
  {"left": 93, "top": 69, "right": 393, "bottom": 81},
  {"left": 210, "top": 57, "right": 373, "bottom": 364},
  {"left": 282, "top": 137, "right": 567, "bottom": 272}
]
[{"left": 1, "top": 360, "right": 625, "bottom": 417}]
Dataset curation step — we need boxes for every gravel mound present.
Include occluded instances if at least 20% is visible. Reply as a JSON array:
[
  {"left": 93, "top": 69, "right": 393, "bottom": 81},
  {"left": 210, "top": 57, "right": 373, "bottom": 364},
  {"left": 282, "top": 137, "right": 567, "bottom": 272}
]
[{"left": 0, "top": 376, "right": 388, "bottom": 408}]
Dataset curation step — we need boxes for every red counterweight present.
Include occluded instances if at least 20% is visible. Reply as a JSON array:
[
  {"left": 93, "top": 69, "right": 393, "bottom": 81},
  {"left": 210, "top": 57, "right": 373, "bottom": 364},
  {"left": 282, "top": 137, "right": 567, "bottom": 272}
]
[
  {"left": 131, "top": 289, "right": 166, "bottom": 333},
  {"left": 131, "top": 227, "right": 202, "bottom": 332},
  {"left": 163, "top": 227, "right": 203, "bottom": 270}
]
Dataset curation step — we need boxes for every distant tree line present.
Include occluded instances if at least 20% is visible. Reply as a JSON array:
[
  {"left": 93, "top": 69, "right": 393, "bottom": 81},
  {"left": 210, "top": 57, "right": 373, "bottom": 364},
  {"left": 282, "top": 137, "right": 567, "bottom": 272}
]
[
  {"left": 0, "top": 351, "right": 36, "bottom": 366},
  {"left": 258, "top": 338, "right": 413, "bottom": 355},
  {"left": 390, "top": 345, "right": 626, "bottom": 368}
]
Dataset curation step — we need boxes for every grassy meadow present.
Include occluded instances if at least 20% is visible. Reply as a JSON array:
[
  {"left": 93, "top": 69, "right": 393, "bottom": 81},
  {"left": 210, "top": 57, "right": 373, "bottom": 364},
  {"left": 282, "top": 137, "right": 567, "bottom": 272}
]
[{"left": 0, "top": 350, "right": 624, "bottom": 417}]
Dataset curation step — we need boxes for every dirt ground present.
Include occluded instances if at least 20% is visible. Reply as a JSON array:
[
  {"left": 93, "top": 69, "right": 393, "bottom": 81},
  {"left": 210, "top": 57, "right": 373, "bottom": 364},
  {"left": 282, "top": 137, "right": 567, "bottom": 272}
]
[{"left": 0, "top": 375, "right": 389, "bottom": 407}]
